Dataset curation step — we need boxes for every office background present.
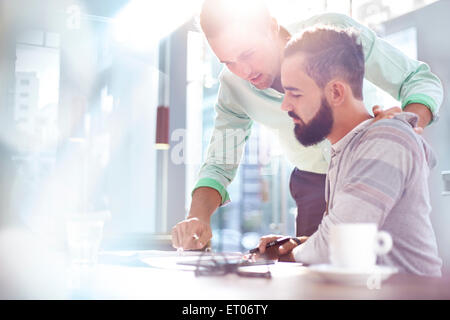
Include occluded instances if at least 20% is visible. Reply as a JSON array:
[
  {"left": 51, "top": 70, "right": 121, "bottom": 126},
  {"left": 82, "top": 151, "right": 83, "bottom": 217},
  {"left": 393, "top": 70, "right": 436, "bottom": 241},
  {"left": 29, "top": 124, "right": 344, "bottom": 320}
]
[{"left": 0, "top": 0, "right": 449, "bottom": 273}]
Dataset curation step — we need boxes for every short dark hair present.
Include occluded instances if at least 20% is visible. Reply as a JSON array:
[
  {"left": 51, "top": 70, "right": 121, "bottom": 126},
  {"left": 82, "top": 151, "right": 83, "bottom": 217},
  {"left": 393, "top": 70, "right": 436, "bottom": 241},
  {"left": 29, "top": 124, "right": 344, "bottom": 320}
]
[
  {"left": 199, "top": 0, "right": 272, "bottom": 38},
  {"left": 284, "top": 27, "right": 365, "bottom": 100}
]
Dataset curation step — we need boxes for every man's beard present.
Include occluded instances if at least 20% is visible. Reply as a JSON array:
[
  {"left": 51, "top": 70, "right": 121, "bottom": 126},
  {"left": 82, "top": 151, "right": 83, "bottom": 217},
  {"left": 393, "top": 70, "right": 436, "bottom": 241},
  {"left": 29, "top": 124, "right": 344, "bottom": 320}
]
[{"left": 289, "top": 97, "right": 334, "bottom": 147}]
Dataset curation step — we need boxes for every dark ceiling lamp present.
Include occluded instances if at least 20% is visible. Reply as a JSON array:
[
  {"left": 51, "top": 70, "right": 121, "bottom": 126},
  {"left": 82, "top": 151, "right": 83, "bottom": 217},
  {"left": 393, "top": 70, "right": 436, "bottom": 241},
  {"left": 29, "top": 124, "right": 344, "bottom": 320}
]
[
  {"left": 156, "top": 35, "right": 170, "bottom": 151},
  {"left": 155, "top": 105, "right": 169, "bottom": 150},
  {"left": 155, "top": 36, "right": 170, "bottom": 234}
]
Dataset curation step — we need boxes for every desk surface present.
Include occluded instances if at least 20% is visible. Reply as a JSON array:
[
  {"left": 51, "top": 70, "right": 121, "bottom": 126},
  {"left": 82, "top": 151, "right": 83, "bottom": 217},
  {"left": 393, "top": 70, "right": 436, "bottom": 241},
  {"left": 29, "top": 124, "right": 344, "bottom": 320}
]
[
  {"left": 66, "top": 251, "right": 450, "bottom": 300},
  {"left": 2, "top": 230, "right": 449, "bottom": 300}
]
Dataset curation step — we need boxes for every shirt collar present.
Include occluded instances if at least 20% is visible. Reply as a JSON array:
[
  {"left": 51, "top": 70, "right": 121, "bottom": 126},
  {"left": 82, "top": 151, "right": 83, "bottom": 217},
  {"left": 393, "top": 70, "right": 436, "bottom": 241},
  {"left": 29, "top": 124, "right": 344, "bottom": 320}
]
[
  {"left": 249, "top": 82, "right": 284, "bottom": 100},
  {"left": 331, "top": 118, "right": 373, "bottom": 156}
]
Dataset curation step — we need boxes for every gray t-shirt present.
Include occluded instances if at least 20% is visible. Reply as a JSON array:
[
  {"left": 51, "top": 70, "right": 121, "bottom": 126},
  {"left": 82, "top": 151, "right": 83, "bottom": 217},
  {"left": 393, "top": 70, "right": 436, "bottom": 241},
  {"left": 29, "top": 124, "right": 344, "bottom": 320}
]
[{"left": 293, "top": 113, "right": 442, "bottom": 277}]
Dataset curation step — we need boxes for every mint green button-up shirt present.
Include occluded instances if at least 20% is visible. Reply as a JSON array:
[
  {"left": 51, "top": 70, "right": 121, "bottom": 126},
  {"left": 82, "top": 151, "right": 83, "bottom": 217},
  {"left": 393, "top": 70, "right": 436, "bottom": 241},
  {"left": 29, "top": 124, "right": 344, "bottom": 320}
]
[{"left": 194, "top": 13, "right": 443, "bottom": 205}]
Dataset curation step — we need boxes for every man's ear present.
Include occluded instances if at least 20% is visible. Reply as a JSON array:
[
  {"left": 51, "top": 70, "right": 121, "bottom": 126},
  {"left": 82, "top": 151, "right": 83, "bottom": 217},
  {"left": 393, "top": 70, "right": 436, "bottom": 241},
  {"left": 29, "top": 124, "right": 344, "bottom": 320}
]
[{"left": 325, "top": 80, "right": 346, "bottom": 107}]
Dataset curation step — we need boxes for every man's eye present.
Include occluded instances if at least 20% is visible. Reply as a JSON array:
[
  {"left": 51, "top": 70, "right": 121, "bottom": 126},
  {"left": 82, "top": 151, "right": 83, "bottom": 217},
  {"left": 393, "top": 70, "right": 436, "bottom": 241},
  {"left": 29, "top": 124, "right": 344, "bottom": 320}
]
[{"left": 291, "top": 93, "right": 302, "bottom": 98}]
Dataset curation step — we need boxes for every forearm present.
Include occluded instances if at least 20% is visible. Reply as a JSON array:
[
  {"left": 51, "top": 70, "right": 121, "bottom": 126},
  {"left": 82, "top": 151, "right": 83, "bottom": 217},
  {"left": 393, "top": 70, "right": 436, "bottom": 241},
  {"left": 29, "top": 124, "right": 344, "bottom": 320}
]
[
  {"left": 188, "top": 187, "right": 222, "bottom": 223},
  {"left": 403, "top": 103, "right": 433, "bottom": 128}
]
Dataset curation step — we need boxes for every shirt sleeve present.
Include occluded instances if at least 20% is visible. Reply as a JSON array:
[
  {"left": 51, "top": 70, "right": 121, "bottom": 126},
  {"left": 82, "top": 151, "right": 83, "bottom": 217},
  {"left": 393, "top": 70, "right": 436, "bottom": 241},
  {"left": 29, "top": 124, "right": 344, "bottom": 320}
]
[
  {"left": 293, "top": 118, "right": 417, "bottom": 264},
  {"left": 307, "top": 13, "right": 443, "bottom": 124},
  {"left": 193, "top": 70, "right": 253, "bottom": 206}
]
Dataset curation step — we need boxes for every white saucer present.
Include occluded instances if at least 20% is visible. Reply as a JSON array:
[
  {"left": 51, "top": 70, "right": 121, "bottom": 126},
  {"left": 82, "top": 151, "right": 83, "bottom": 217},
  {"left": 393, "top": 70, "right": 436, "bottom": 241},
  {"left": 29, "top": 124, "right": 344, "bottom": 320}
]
[{"left": 307, "top": 264, "right": 398, "bottom": 286}]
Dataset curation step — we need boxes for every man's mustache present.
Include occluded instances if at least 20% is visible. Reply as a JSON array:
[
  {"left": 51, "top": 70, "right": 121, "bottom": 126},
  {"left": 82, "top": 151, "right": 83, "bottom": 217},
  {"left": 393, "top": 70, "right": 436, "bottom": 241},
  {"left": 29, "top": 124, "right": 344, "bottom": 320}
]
[
  {"left": 288, "top": 111, "right": 300, "bottom": 120},
  {"left": 288, "top": 111, "right": 305, "bottom": 126}
]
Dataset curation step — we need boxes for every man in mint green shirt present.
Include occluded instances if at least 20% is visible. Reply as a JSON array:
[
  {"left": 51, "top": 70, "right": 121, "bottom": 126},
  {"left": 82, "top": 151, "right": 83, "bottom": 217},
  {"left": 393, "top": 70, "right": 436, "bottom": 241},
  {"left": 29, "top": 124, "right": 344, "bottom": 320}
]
[{"left": 171, "top": 0, "right": 443, "bottom": 250}]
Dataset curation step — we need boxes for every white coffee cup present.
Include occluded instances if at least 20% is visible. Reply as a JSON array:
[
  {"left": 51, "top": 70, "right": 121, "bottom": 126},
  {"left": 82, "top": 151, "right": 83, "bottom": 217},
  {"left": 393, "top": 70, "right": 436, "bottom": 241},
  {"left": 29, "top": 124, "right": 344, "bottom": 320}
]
[{"left": 329, "top": 223, "right": 392, "bottom": 271}]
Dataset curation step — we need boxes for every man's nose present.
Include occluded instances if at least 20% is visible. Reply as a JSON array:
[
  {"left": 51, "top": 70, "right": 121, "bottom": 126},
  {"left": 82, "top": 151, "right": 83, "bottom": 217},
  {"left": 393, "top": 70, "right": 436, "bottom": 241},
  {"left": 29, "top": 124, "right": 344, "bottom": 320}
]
[{"left": 281, "top": 99, "right": 292, "bottom": 112}]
